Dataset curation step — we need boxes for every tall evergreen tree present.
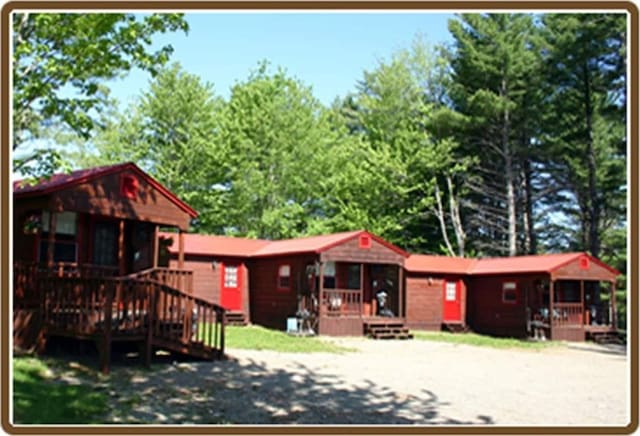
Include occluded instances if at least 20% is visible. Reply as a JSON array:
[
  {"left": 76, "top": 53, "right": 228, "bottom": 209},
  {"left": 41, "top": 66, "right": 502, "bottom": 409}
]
[{"left": 448, "top": 13, "right": 542, "bottom": 256}]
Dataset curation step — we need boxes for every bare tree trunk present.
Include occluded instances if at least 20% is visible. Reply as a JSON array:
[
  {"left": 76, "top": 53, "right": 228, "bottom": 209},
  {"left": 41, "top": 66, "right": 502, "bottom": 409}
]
[
  {"left": 502, "top": 78, "right": 517, "bottom": 257},
  {"left": 447, "top": 176, "right": 466, "bottom": 257},
  {"left": 434, "top": 183, "right": 456, "bottom": 256}
]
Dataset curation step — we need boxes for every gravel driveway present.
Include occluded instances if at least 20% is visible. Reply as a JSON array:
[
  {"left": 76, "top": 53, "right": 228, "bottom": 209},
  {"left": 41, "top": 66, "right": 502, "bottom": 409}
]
[{"left": 103, "top": 338, "right": 629, "bottom": 426}]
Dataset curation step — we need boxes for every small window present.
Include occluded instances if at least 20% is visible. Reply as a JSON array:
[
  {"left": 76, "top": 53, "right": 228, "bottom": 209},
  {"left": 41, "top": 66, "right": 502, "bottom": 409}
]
[
  {"left": 359, "top": 234, "right": 371, "bottom": 249},
  {"left": 121, "top": 174, "right": 139, "bottom": 199},
  {"left": 278, "top": 264, "right": 291, "bottom": 290},
  {"left": 502, "top": 281, "right": 518, "bottom": 304},
  {"left": 323, "top": 261, "right": 336, "bottom": 289},
  {"left": 579, "top": 256, "right": 590, "bottom": 270},
  {"left": 224, "top": 265, "right": 238, "bottom": 288},
  {"left": 347, "top": 264, "right": 361, "bottom": 290},
  {"left": 42, "top": 211, "right": 77, "bottom": 235},
  {"left": 445, "top": 282, "right": 457, "bottom": 301}
]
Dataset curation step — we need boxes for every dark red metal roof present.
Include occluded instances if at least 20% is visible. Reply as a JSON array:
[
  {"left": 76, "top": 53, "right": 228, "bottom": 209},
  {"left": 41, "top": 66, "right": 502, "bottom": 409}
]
[
  {"left": 160, "top": 232, "right": 270, "bottom": 257},
  {"left": 163, "top": 230, "right": 410, "bottom": 259},
  {"left": 13, "top": 162, "right": 198, "bottom": 218},
  {"left": 406, "top": 252, "right": 619, "bottom": 276}
]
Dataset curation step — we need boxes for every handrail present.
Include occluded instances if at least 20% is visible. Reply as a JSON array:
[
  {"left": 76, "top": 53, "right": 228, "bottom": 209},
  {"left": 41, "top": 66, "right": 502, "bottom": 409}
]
[{"left": 14, "top": 262, "right": 225, "bottom": 365}]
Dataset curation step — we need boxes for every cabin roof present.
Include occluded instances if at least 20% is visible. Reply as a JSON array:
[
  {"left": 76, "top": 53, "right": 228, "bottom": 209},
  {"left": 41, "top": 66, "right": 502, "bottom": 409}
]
[
  {"left": 406, "top": 252, "right": 619, "bottom": 276},
  {"left": 404, "top": 254, "right": 476, "bottom": 274},
  {"left": 160, "top": 232, "right": 270, "bottom": 257},
  {"left": 13, "top": 162, "right": 198, "bottom": 218},
  {"left": 469, "top": 252, "right": 620, "bottom": 276},
  {"left": 164, "top": 230, "right": 410, "bottom": 258}
]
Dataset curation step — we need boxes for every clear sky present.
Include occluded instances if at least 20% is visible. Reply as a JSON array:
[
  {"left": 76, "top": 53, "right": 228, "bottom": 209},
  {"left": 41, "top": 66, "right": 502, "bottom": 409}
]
[{"left": 107, "top": 12, "right": 456, "bottom": 107}]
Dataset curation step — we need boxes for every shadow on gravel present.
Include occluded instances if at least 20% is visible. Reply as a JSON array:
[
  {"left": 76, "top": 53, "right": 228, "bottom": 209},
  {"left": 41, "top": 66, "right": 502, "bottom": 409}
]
[
  {"left": 101, "top": 353, "right": 495, "bottom": 425},
  {"left": 565, "top": 343, "right": 627, "bottom": 357}
]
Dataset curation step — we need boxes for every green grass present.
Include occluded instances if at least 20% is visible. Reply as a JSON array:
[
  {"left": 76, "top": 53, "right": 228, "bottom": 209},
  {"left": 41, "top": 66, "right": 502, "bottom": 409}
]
[
  {"left": 412, "top": 331, "right": 560, "bottom": 350},
  {"left": 13, "top": 356, "right": 108, "bottom": 424},
  {"left": 204, "top": 324, "right": 356, "bottom": 353}
]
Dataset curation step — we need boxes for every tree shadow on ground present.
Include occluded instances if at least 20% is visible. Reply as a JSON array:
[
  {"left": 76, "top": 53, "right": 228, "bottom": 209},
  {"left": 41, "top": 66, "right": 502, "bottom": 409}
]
[
  {"left": 99, "top": 351, "right": 495, "bottom": 425},
  {"left": 565, "top": 342, "right": 627, "bottom": 358}
]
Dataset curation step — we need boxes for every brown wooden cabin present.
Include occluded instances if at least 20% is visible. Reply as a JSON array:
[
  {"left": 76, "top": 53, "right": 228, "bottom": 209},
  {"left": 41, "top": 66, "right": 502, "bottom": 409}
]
[
  {"left": 162, "top": 230, "right": 412, "bottom": 338},
  {"left": 13, "top": 163, "right": 226, "bottom": 373},
  {"left": 161, "top": 232, "right": 269, "bottom": 325},
  {"left": 467, "top": 253, "right": 620, "bottom": 342},
  {"left": 404, "top": 255, "right": 474, "bottom": 332}
]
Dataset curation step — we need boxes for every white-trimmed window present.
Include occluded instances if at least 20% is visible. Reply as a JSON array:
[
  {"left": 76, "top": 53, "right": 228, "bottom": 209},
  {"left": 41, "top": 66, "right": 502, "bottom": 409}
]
[
  {"left": 39, "top": 211, "right": 78, "bottom": 263},
  {"left": 445, "top": 281, "right": 457, "bottom": 301},
  {"left": 502, "top": 281, "right": 518, "bottom": 304},
  {"left": 278, "top": 264, "right": 291, "bottom": 290},
  {"left": 323, "top": 261, "right": 336, "bottom": 289},
  {"left": 224, "top": 265, "right": 238, "bottom": 288}
]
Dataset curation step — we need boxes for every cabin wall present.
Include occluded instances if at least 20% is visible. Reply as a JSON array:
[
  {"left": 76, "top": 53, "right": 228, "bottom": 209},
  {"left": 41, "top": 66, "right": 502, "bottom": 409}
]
[
  {"left": 468, "top": 274, "right": 542, "bottom": 338},
  {"left": 248, "top": 254, "right": 317, "bottom": 330},
  {"left": 169, "top": 254, "right": 250, "bottom": 316},
  {"left": 50, "top": 169, "right": 191, "bottom": 230},
  {"left": 321, "top": 237, "right": 405, "bottom": 265},
  {"left": 404, "top": 274, "right": 467, "bottom": 330}
]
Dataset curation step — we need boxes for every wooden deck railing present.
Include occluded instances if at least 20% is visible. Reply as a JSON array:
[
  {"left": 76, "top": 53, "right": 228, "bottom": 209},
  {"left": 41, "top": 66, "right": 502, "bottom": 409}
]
[
  {"left": 551, "top": 303, "right": 583, "bottom": 327},
  {"left": 126, "top": 267, "right": 194, "bottom": 295},
  {"left": 13, "top": 261, "right": 224, "bottom": 371},
  {"left": 320, "top": 289, "right": 362, "bottom": 316}
]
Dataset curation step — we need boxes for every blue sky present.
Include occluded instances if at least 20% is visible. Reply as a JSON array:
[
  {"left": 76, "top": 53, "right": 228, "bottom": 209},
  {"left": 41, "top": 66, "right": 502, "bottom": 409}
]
[{"left": 107, "top": 12, "right": 456, "bottom": 107}]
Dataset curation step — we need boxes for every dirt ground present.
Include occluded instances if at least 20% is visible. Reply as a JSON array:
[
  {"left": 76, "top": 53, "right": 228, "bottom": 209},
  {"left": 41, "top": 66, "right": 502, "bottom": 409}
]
[{"left": 101, "top": 337, "right": 629, "bottom": 426}]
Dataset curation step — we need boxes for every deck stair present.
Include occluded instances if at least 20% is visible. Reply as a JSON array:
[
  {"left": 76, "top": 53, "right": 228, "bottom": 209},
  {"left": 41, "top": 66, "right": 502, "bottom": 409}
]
[
  {"left": 589, "top": 331, "right": 624, "bottom": 345},
  {"left": 443, "top": 323, "right": 470, "bottom": 333},
  {"left": 365, "top": 319, "right": 413, "bottom": 340},
  {"left": 13, "top": 263, "right": 227, "bottom": 373},
  {"left": 224, "top": 311, "right": 248, "bottom": 326}
]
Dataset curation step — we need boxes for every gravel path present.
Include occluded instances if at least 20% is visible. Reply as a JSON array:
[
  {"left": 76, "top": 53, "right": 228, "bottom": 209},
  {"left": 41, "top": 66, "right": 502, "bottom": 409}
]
[{"left": 102, "top": 338, "right": 629, "bottom": 426}]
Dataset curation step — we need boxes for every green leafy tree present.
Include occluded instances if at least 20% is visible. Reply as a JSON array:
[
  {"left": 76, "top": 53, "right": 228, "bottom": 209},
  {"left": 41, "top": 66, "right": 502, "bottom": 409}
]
[
  {"left": 333, "top": 40, "right": 468, "bottom": 252},
  {"left": 12, "top": 12, "right": 188, "bottom": 174},
  {"left": 216, "top": 63, "right": 344, "bottom": 239},
  {"left": 66, "top": 63, "right": 225, "bottom": 232}
]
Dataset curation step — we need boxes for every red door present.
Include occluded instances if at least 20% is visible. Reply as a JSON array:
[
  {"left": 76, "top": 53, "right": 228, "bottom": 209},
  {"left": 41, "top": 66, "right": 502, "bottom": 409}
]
[
  {"left": 443, "top": 280, "right": 462, "bottom": 323},
  {"left": 220, "top": 263, "right": 243, "bottom": 311}
]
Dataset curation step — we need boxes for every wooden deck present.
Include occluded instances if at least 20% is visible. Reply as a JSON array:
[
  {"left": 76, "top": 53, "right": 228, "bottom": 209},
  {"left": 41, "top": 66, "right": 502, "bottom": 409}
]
[{"left": 13, "top": 262, "right": 226, "bottom": 373}]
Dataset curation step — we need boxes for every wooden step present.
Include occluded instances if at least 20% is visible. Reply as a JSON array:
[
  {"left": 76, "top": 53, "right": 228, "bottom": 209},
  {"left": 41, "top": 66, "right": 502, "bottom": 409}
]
[
  {"left": 224, "top": 312, "right": 248, "bottom": 326},
  {"left": 443, "top": 323, "right": 470, "bottom": 333}
]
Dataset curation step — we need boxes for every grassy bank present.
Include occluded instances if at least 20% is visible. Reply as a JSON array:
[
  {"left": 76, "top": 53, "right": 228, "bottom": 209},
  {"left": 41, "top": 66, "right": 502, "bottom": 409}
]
[
  {"left": 222, "top": 325, "right": 356, "bottom": 353},
  {"left": 13, "top": 356, "right": 107, "bottom": 424}
]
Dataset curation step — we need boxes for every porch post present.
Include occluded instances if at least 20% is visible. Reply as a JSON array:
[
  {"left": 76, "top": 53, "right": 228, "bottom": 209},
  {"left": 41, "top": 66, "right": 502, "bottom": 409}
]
[
  {"left": 360, "top": 263, "right": 364, "bottom": 316},
  {"left": 46, "top": 211, "right": 56, "bottom": 269},
  {"left": 580, "top": 280, "right": 585, "bottom": 325},
  {"left": 610, "top": 280, "right": 617, "bottom": 329},
  {"left": 549, "top": 279, "right": 555, "bottom": 333},
  {"left": 318, "top": 262, "right": 325, "bottom": 319},
  {"left": 118, "top": 219, "right": 126, "bottom": 276},
  {"left": 152, "top": 224, "right": 159, "bottom": 268},
  {"left": 178, "top": 229, "right": 185, "bottom": 269},
  {"left": 397, "top": 265, "right": 404, "bottom": 319}
]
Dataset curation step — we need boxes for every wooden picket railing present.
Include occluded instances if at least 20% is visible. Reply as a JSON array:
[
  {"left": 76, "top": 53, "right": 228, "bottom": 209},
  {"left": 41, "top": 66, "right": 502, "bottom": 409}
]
[
  {"left": 551, "top": 303, "right": 583, "bottom": 327},
  {"left": 13, "top": 261, "right": 224, "bottom": 372},
  {"left": 320, "top": 289, "right": 362, "bottom": 316}
]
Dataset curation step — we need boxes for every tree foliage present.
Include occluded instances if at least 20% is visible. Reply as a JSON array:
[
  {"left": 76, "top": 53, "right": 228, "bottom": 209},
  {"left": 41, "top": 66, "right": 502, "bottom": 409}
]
[{"left": 12, "top": 12, "right": 188, "bottom": 174}]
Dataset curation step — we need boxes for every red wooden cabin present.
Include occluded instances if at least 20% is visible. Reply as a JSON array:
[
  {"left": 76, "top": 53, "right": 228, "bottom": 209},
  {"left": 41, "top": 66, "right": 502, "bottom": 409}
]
[
  {"left": 404, "top": 255, "right": 474, "bottom": 331},
  {"left": 404, "top": 252, "right": 620, "bottom": 342},
  {"left": 163, "top": 230, "right": 412, "bottom": 338},
  {"left": 467, "top": 253, "right": 620, "bottom": 341},
  {"left": 13, "top": 163, "right": 226, "bottom": 372},
  {"left": 161, "top": 232, "right": 269, "bottom": 325}
]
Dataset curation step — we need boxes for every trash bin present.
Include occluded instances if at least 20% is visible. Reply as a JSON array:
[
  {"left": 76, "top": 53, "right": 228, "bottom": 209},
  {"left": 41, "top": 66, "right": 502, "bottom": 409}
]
[{"left": 286, "top": 317, "right": 298, "bottom": 333}]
